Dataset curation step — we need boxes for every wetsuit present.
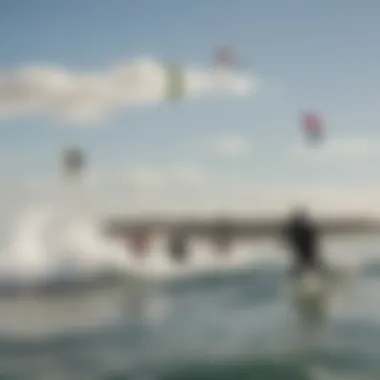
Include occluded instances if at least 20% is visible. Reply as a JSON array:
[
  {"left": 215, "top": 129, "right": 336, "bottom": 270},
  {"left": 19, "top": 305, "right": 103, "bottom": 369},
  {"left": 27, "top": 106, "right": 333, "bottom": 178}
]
[{"left": 283, "top": 213, "right": 323, "bottom": 277}]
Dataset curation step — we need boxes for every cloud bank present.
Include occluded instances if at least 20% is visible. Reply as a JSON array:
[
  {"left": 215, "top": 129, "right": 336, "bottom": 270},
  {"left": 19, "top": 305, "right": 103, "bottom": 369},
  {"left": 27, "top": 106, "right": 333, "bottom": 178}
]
[
  {"left": 0, "top": 58, "right": 257, "bottom": 124},
  {"left": 0, "top": 164, "right": 378, "bottom": 221},
  {"left": 101, "top": 180, "right": 380, "bottom": 218}
]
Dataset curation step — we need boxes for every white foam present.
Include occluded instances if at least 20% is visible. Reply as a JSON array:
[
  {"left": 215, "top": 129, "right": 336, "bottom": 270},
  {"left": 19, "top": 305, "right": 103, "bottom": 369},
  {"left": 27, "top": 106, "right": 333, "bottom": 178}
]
[{"left": 0, "top": 200, "right": 129, "bottom": 287}]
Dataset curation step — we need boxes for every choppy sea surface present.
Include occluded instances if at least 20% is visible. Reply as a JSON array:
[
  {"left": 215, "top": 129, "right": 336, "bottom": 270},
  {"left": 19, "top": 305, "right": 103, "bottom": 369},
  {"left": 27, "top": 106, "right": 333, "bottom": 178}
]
[{"left": 1, "top": 203, "right": 380, "bottom": 379}]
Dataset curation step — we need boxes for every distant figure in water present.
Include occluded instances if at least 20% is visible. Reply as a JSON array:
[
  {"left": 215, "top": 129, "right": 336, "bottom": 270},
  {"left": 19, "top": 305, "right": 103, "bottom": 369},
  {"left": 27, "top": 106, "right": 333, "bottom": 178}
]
[
  {"left": 282, "top": 208, "right": 326, "bottom": 278},
  {"left": 213, "top": 218, "right": 233, "bottom": 255},
  {"left": 131, "top": 227, "right": 150, "bottom": 257},
  {"left": 169, "top": 230, "right": 188, "bottom": 263}
]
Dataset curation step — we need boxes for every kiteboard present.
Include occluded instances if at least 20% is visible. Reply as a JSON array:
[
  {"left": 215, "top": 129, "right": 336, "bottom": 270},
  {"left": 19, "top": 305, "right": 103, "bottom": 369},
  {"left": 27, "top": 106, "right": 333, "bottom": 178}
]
[
  {"left": 282, "top": 270, "right": 334, "bottom": 322},
  {"left": 286, "top": 271, "right": 327, "bottom": 302},
  {"left": 282, "top": 265, "right": 356, "bottom": 323},
  {"left": 285, "top": 263, "right": 355, "bottom": 297}
]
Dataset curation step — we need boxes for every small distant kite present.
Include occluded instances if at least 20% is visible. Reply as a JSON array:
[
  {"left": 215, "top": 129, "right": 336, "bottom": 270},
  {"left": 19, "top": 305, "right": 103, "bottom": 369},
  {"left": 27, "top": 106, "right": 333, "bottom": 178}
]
[
  {"left": 62, "top": 146, "right": 86, "bottom": 179},
  {"left": 212, "top": 46, "right": 240, "bottom": 91},
  {"left": 213, "top": 45, "right": 237, "bottom": 68},
  {"left": 301, "top": 111, "right": 324, "bottom": 143}
]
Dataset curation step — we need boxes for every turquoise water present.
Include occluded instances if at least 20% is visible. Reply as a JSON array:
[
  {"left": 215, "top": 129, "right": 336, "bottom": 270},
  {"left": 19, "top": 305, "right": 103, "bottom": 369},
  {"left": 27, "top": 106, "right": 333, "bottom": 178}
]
[{"left": 0, "top": 241, "right": 380, "bottom": 379}]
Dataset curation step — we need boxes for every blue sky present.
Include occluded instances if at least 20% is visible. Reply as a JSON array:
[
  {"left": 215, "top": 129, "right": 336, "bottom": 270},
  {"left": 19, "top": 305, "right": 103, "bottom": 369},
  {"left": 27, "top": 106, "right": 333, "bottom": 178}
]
[{"left": 1, "top": 0, "right": 380, "bottom": 214}]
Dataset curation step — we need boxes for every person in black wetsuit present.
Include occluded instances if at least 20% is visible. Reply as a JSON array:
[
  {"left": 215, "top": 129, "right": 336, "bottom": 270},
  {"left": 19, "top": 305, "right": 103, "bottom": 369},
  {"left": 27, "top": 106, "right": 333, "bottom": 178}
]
[{"left": 282, "top": 208, "right": 325, "bottom": 277}]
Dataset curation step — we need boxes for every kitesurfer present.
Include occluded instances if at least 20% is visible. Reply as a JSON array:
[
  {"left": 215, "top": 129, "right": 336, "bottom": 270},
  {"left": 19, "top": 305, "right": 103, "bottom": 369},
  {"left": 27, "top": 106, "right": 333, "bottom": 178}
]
[{"left": 282, "top": 207, "right": 326, "bottom": 278}]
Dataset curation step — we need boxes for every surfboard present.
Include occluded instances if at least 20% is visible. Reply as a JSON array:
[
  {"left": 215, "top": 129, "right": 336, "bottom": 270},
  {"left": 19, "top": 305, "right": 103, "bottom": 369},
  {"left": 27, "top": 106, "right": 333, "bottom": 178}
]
[
  {"left": 281, "top": 265, "right": 356, "bottom": 324},
  {"left": 288, "top": 267, "right": 355, "bottom": 317},
  {"left": 290, "top": 271, "right": 329, "bottom": 300},
  {"left": 285, "top": 265, "right": 354, "bottom": 297},
  {"left": 283, "top": 271, "right": 333, "bottom": 322}
]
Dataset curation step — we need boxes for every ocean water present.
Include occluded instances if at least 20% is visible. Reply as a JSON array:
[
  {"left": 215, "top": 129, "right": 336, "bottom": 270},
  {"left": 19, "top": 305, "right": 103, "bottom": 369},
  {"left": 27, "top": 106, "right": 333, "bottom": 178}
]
[{"left": 0, "top": 201, "right": 380, "bottom": 379}]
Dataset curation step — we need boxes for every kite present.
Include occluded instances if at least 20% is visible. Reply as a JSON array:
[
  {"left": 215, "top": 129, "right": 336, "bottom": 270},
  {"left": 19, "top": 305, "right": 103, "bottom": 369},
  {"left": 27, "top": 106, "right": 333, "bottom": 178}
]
[{"left": 301, "top": 111, "right": 324, "bottom": 144}]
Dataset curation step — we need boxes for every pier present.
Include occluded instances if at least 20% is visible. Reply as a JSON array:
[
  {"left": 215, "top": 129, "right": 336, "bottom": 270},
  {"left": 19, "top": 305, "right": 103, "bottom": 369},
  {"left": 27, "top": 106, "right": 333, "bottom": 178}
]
[{"left": 104, "top": 215, "right": 380, "bottom": 243}]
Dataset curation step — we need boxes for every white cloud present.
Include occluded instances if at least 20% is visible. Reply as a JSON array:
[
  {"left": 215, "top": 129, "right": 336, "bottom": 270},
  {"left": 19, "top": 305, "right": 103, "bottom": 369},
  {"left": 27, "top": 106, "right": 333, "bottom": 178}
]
[
  {"left": 168, "top": 164, "right": 207, "bottom": 185},
  {"left": 0, "top": 58, "right": 257, "bottom": 124},
  {"left": 0, "top": 163, "right": 379, "bottom": 220},
  {"left": 124, "top": 166, "right": 165, "bottom": 190},
  {"left": 79, "top": 167, "right": 380, "bottom": 218},
  {"left": 121, "top": 163, "right": 207, "bottom": 190},
  {"left": 202, "top": 133, "right": 252, "bottom": 158},
  {"left": 292, "top": 135, "right": 380, "bottom": 161}
]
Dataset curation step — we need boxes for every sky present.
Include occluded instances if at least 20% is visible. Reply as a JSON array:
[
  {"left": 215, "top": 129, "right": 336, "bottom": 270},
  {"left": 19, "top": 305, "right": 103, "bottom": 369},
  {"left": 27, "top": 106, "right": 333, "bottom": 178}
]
[{"left": 1, "top": 0, "right": 380, "bottom": 216}]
